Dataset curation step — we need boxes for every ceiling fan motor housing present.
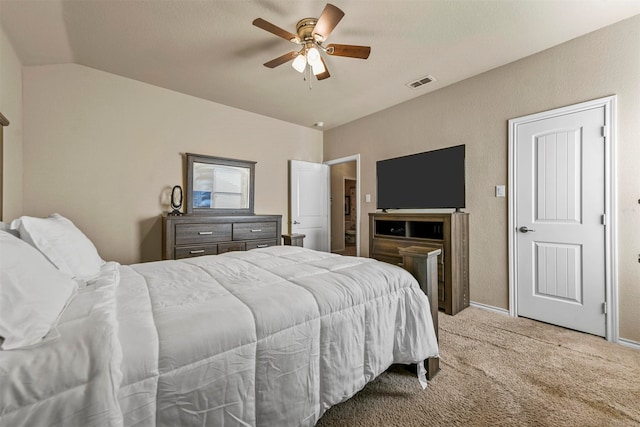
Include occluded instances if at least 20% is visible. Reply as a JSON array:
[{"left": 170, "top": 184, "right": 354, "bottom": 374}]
[{"left": 296, "top": 18, "right": 319, "bottom": 42}]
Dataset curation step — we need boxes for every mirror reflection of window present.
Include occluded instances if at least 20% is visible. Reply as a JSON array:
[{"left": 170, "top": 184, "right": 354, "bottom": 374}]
[
  {"left": 193, "top": 163, "right": 249, "bottom": 209},
  {"left": 212, "top": 166, "right": 249, "bottom": 209},
  {"left": 193, "top": 163, "right": 214, "bottom": 208}
]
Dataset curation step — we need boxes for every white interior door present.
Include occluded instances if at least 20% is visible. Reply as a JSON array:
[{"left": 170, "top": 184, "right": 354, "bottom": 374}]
[
  {"left": 289, "top": 160, "right": 329, "bottom": 252},
  {"left": 514, "top": 105, "right": 607, "bottom": 337}
]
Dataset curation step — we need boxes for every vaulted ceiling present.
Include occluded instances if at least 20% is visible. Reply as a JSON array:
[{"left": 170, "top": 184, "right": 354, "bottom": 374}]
[{"left": 2, "top": 1, "right": 639, "bottom": 130}]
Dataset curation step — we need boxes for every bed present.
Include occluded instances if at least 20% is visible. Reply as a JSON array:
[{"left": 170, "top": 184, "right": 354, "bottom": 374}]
[{"left": 0, "top": 214, "right": 439, "bottom": 426}]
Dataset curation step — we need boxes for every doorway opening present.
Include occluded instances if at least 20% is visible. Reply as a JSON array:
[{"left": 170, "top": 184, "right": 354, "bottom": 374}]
[
  {"left": 340, "top": 177, "right": 357, "bottom": 256},
  {"left": 326, "top": 155, "right": 360, "bottom": 257}
]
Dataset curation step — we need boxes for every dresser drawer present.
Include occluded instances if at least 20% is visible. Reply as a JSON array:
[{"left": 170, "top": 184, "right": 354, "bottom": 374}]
[
  {"left": 175, "top": 244, "right": 218, "bottom": 259},
  {"left": 372, "top": 238, "right": 406, "bottom": 258},
  {"left": 246, "top": 239, "right": 278, "bottom": 250},
  {"left": 175, "top": 223, "right": 232, "bottom": 245},
  {"left": 218, "top": 242, "right": 246, "bottom": 254},
  {"left": 233, "top": 222, "right": 277, "bottom": 241}
]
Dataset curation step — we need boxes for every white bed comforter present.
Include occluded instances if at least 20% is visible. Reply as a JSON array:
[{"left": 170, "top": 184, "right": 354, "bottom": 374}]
[
  {"left": 0, "top": 262, "right": 124, "bottom": 427},
  {"left": 1, "top": 246, "right": 438, "bottom": 427}
]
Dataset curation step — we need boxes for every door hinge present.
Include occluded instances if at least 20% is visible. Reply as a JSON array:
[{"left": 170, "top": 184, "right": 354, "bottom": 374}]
[
  {"left": 601, "top": 214, "right": 606, "bottom": 225},
  {"left": 603, "top": 302, "right": 607, "bottom": 314},
  {"left": 601, "top": 126, "right": 608, "bottom": 139}
]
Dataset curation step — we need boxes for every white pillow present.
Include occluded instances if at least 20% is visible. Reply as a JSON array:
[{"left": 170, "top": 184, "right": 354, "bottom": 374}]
[
  {"left": 11, "top": 214, "right": 103, "bottom": 280},
  {"left": 0, "top": 221, "right": 18, "bottom": 238},
  {"left": 0, "top": 230, "right": 78, "bottom": 350}
]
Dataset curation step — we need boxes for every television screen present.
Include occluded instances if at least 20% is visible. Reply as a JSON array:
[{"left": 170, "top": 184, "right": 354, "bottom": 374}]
[{"left": 376, "top": 144, "right": 465, "bottom": 210}]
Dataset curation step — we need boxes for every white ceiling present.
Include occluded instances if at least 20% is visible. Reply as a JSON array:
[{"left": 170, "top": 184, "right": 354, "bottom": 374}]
[{"left": 2, "top": 1, "right": 639, "bottom": 130}]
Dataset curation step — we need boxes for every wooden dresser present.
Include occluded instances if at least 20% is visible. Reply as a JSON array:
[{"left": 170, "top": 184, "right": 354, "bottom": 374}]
[
  {"left": 162, "top": 215, "right": 282, "bottom": 260},
  {"left": 369, "top": 212, "right": 469, "bottom": 315}
]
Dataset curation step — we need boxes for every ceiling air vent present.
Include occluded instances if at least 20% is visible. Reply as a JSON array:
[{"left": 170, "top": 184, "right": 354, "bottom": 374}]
[{"left": 406, "top": 75, "right": 436, "bottom": 89}]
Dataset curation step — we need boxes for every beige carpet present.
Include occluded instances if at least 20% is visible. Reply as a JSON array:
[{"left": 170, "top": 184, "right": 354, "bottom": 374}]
[{"left": 317, "top": 307, "right": 640, "bottom": 427}]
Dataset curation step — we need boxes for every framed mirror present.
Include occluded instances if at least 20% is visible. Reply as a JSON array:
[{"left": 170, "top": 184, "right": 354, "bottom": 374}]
[{"left": 185, "top": 153, "right": 255, "bottom": 215}]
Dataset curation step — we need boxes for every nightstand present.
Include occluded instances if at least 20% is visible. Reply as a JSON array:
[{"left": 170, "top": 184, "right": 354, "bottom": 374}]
[{"left": 282, "top": 233, "right": 305, "bottom": 247}]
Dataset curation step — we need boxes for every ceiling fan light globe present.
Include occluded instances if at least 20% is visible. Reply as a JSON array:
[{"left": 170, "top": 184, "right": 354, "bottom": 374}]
[
  {"left": 292, "top": 54, "right": 307, "bottom": 73},
  {"left": 306, "top": 47, "right": 321, "bottom": 64},
  {"left": 312, "top": 60, "right": 326, "bottom": 76}
]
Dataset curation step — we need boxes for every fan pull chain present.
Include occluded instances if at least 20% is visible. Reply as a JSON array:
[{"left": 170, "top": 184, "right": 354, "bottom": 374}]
[{"left": 300, "top": 61, "right": 314, "bottom": 90}]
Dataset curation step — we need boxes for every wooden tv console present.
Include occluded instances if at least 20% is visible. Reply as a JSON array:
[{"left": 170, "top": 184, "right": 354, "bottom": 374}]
[{"left": 369, "top": 212, "right": 469, "bottom": 315}]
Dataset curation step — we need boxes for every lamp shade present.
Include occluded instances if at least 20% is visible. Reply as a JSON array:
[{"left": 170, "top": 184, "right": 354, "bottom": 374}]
[
  {"left": 292, "top": 54, "right": 306, "bottom": 73},
  {"left": 311, "top": 59, "right": 326, "bottom": 75},
  {"left": 306, "top": 47, "right": 321, "bottom": 66}
]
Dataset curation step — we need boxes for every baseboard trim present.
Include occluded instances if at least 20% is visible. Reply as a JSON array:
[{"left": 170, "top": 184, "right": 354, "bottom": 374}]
[
  {"left": 470, "top": 302, "right": 638, "bottom": 349},
  {"left": 618, "top": 338, "right": 640, "bottom": 350},
  {"left": 469, "top": 301, "right": 510, "bottom": 316}
]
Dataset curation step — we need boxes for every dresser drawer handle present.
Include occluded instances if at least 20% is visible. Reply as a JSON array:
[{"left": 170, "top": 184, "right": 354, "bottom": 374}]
[
  {"left": 190, "top": 250, "right": 205, "bottom": 254},
  {"left": 250, "top": 229, "right": 263, "bottom": 232},
  {"left": 256, "top": 244, "right": 269, "bottom": 248},
  {"left": 198, "top": 231, "right": 213, "bottom": 235}
]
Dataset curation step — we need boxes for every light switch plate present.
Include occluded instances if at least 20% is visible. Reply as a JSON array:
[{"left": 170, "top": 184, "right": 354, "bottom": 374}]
[
  {"left": 365, "top": 194, "right": 371, "bottom": 203},
  {"left": 496, "top": 185, "right": 506, "bottom": 198}
]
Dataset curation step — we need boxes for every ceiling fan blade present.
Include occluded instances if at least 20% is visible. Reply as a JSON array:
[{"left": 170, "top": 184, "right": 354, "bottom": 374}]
[
  {"left": 326, "top": 44, "right": 371, "bottom": 59},
  {"left": 312, "top": 4, "right": 344, "bottom": 42},
  {"left": 253, "top": 18, "right": 299, "bottom": 43},
  {"left": 263, "top": 51, "right": 298, "bottom": 68},
  {"left": 316, "top": 57, "right": 331, "bottom": 80}
]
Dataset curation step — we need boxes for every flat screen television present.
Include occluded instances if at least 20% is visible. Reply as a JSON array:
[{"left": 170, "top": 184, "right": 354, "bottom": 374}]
[{"left": 376, "top": 144, "right": 465, "bottom": 210}]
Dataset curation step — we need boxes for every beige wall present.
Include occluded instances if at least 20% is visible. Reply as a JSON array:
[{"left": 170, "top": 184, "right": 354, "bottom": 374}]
[
  {"left": 0, "top": 26, "right": 23, "bottom": 220},
  {"left": 21, "top": 64, "right": 322, "bottom": 264},
  {"left": 324, "top": 16, "right": 640, "bottom": 342}
]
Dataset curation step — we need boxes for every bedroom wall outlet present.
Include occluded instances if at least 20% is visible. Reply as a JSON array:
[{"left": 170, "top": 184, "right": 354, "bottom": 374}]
[
  {"left": 495, "top": 185, "right": 506, "bottom": 198},
  {"left": 365, "top": 194, "right": 371, "bottom": 203}
]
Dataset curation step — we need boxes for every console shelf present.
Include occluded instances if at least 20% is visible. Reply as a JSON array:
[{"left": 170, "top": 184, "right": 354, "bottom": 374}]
[{"left": 369, "top": 212, "right": 469, "bottom": 315}]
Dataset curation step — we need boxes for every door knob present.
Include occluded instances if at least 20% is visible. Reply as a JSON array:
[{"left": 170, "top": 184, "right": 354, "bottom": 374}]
[
  {"left": 293, "top": 221, "right": 300, "bottom": 225},
  {"left": 519, "top": 226, "right": 536, "bottom": 233}
]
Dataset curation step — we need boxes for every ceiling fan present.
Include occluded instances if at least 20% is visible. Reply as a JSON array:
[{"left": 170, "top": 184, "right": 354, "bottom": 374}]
[{"left": 252, "top": 3, "right": 371, "bottom": 81}]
